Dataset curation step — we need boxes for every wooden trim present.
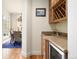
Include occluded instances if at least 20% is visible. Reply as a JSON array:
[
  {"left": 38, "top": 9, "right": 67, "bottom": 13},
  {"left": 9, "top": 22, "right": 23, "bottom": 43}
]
[
  {"left": 61, "top": 6, "right": 65, "bottom": 11},
  {"left": 55, "top": 10, "right": 60, "bottom": 19},
  {"left": 50, "top": 17, "right": 67, "bottom": 24},
  {"left": 53, "top": 0, "right": 66, "bottom": 9},
  {"left": 58, "top": 8, "right": 64, "bottom": 17},
  {"left": 42, "top": 31, "right": 67, "bottom": 37},
  {"left": 53, "top": 11, "right": 58, "bottom": 19},
  {"left": 45, "top": 40, "right": 49, "bottom": 59}
]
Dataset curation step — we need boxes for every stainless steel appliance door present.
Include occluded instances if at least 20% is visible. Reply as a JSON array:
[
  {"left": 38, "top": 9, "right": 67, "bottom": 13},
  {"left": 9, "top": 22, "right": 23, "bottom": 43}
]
[{"left": 49, "top": 42, "right": 65, "bottom": 59}]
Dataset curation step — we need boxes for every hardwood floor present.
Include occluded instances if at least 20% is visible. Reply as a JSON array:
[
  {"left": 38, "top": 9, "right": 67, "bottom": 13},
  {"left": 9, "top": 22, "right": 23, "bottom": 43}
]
[
  {"left": 31, "top": 55, "right": 42, "bottom": 59},
  {"left": 2, "top": 48, "right": 26, "bottom": 59},
  {"left": 2, "top": 48, "right": 42, "bottom": 59}
]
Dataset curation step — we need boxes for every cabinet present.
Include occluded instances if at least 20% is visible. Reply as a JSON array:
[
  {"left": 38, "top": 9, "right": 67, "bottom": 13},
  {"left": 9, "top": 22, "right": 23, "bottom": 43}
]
[
  {"left": 42, "top": 39, "right": 68, "bottom": 59},
  {"left": 42, "top": 39, "right": 49, "bottom": 59},
  {"left": 49, "top": 0, "right": 67, "bottom": 24}
]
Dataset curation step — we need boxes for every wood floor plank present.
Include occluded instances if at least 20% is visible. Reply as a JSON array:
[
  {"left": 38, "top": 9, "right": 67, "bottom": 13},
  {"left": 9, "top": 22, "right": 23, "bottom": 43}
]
[
  {"left": 3, "top": 48, "right": 42, "bottom": 59},
  {"left": 31, "top": 55, "right": 42, "bottom": 59},
  {"left": 2, "top": 48, "right": 26, "bottom": 59}
]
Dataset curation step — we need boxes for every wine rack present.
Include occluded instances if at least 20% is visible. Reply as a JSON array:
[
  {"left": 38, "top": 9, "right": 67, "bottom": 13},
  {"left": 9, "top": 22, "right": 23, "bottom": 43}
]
[{"left": 49, "top": 0, "right": 67, "bottom": 24}]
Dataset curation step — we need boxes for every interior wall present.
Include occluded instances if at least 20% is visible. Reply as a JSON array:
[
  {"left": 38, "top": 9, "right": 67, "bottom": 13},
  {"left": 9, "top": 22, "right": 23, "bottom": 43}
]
[
  {"left": 55, "top": 21, "right": 67, "bottom": 33},
  {"left": 27, "top": 0, "right": 32, "bottom": 56},
  {"left": 68, "top": 0, "right": 77, "bottom": 59},
  {"left": 2, "top": 0, "right": 10, "bottom": 41},
  {"left": 21, "top": 0, "right": 27, "bottom": 56},
  {"left": 3, "top": 0, "right": 22, "bottom": 13},
  {"left": 2, "top": 11, "right": 10, "bottom": 36},
  {"left": 22, "top": 0, "right": 32, "bottom": 57},
  {"left": 32, "top": 0, "right": 54, "bottom": 55}
]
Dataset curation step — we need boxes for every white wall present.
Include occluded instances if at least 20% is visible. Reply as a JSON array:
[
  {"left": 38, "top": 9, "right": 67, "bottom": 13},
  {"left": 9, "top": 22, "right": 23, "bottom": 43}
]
[
  {"left": 2, "top": 12, "right": 10, "bottom": 36},
  {"left": 21, "top": 0, "right": 27, "bottom": 57},
  {"left": 22, "top": 0, "right": 32, "bottom": 57},
  {"left": 32, "top": 0, "right": 54, "bottom": 55},
  {"left": 27, "top": 0, "right": 32, "bottom": 56},
  {"left": 2, "top": 0, "right": 10, "bottom": 41},
  {"left": 68, "top": 0, "right": 77, "bottom": 59}
]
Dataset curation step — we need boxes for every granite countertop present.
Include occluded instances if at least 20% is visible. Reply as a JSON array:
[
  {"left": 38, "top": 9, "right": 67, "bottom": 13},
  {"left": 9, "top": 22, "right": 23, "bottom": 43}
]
[{"left": 42, "top": 31, "right": 67, "bottom": 53}]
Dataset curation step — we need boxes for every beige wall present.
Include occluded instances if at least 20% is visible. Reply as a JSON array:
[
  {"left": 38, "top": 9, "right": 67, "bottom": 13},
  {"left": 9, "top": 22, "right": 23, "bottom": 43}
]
[
  {"left": 32, "top": 0, "right": 54, "bottom": 55},
  {"left": 55, "top": 21, "right": 67, "bottom": 33}
]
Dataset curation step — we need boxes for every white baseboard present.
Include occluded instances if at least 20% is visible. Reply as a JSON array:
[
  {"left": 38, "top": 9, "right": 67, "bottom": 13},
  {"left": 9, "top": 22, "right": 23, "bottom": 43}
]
[
  {"left": 21, "top": 50, "right": 42, "bottom": 57},
  {"left": 27, "top": 51, "right": 31, "bottom": 56},
  {"left": 21, "top": 50, "right": 27, "bottom": 57},
  {"left": 21, "top": 51, "right": 31, "bottom": 57},
  {"left": 31, "top": 50, "right": 41, "bottom": 55}
]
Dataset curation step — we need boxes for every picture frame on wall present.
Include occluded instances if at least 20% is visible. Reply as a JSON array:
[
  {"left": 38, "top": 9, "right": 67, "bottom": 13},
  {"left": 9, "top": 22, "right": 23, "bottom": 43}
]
[{"left": 36, "top": 8, "right": 46, "bottom": 17}]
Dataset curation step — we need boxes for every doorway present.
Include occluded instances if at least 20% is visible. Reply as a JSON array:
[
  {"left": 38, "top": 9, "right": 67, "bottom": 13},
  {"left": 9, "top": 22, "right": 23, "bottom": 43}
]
[
  {"left": 2, "top": 0, "right": 22, "bottom": 48},
  {"left": 2, "top": 13, "right": 22, "bottom": 48}
]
